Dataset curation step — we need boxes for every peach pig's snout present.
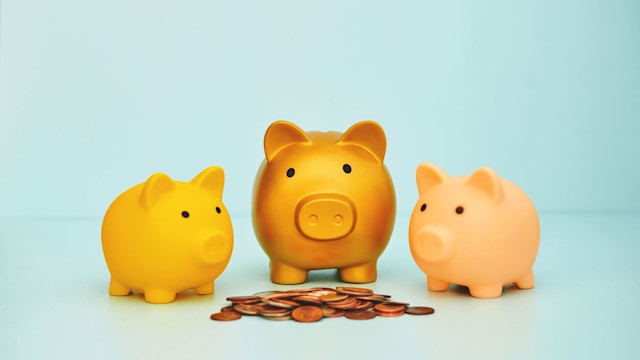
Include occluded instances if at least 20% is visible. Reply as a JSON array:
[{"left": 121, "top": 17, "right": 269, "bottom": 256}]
[
  {"left": 199, "top": 233, "right": 232, "bottom": 265},
  {"left": 412, "top": 226, "right": 453, "bottom": 263},
  {"left": 295, "top": 194, "right": 356, "bottom": 240}
]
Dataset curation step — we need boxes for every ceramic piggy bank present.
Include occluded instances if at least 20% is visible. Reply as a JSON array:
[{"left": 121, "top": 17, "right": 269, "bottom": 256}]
[
  {"left": 408, "top": 163, "right": 539, "bottom": 299},
  {"left": 252, "top": 120, "right": 396, "bottom": 284},
  {"left": 101, "top": 166, "right": 234, "bottom": 304}
]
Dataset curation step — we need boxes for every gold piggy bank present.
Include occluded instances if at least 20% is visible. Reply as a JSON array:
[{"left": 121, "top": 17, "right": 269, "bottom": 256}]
[{"left": 252, "top": 121, "right": 396, "bottom": 284}]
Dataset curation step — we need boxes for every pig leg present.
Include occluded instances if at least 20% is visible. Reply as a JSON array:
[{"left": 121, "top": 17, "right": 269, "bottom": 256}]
[
  {"left": 270, "top": 261, "right": 308, "bottom": 284},
  {"left": 468, "top": 285, "right": 503, "bottom": 299},
  {"left": 427, "top": 277, "right": 450, "bottom": 292},
  {"left": 514, "top": 270, "right": 535, "bottom": 289},
  {"left": 109, "top": 278, "right": 131, "bottom": 296},
  {"left": 193, "top": 282, "right": 214, "bottom": 295},
  {"left": 339, "top": 262, "right": 377, "bottom": 283},
  {"left": 144, "top": 288, "right": 177, "bottom": 304}
]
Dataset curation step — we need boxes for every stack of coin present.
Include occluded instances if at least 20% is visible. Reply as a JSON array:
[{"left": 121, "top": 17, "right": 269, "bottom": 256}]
[{"left": 210, "top": 286, "right": 434, "bottom": 322}]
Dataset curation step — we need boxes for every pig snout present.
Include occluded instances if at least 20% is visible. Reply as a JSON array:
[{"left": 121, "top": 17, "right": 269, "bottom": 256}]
[
  {"left": 412, "top": 226, "right": 453, "bottom": 263},
  {"left": 295, "top": 194, "right": 356, "bottom": 240},
  {"left": 199, "top": 233, "right": 232, "bottom": 265}
]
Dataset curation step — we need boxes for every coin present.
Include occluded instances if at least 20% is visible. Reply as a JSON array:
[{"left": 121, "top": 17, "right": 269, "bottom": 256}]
[
  {"left": 326, "top": 296, "right": 359, "bottom": 309},
  {"left": 252, "top": 290, "right": 282, "bottom": 298},
  {"left": 292, "top": 295, "right": 324, "bottom": 305},
  {"left": 345, "top": 310, "right": 376, "bottom": 320},
  {"left": 292, "top": 306, "right": 324, "bottom": 323},
  {"left": 405, "top": 306, "right": 435, "bottom": 315},
  {"left": 320, "top": 293, "right": 349, "bottom": 302},
  {"left": 212, "top": 286, "right": 434, "bottom": 323},
  {"left": 258, "top": 305, "right": 291, "bottom": 315},
  {"left": 336, "top": 286, "right": 374, "bottom": 295},
  {"left": 210, "top": 311, "right": 241, "bottom": 321},
  {"left": 233, "top": 303, "right": 261, "bottom": 315},
  {"left": 375, "top": 310, "right": 404, "bottom": 317},
  {"left": 355, "top": 294, "right": 388, "bottom": 301},
  {"left": 374, "top": 303, "right": 406, "bottom": 313},
  {"left": 264, "top": 292, "right": 305, "bottom": 300},
  {"left": 261, "top": 311, "right": 292, "bottom": 319},
  {"left": 324, "top": 309, "right": 345, "bottom": 318},
  {"left": 263, "top": 315, "right": 292, "bottom": 321},
  {"left": 226, "top": 295, "right": 262, "bottom": 304},
  {"left": 352, "top": 300, "right": 373, "bottom": 310},
  {"left": 263, "top": 298, "right": 301, "bottom": 308}
]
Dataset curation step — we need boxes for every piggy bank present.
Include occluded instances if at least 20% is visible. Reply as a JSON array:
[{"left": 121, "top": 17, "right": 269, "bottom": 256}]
[
  {"left": 101, "top": 166, "right": 234, "bottom": 304},
  {"left": 252, "top": 120, "right": 396, "bottom": 284},
  {"left": 408, "top": 163, "right": 539, "bottom": 299}
]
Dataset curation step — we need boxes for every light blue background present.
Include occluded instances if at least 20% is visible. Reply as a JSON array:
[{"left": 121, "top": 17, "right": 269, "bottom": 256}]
[{"left": 1, "top": 0, "right": 639, "bottom": 219}]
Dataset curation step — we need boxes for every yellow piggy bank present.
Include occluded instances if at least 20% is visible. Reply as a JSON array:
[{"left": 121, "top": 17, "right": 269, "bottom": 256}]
[
  {"left": 101, "top": 166, "right": 234, "bottom": 304},
  {"left": 252, "top": 121, "right": 396, "bottom": 284}
]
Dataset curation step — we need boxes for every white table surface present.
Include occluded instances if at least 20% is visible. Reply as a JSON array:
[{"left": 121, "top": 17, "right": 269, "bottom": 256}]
[{"left": 1, "top": 213, "right": 638, "bottom": 359}]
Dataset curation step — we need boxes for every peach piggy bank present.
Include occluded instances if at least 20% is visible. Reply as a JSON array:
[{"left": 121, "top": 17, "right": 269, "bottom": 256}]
[
  {"left": 252, "top": 120, "right": 396, "bottom": 284},
  {"left": 101, "top": 166, "right": 234, "bottom": 304},
  {"left": 409, "top": 163, "right": 539, "bottom": 299}
]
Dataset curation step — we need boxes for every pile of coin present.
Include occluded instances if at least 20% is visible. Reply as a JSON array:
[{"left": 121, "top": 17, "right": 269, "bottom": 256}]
[{"left": 210, "top": 286, "right": 434, "bottom": 322}]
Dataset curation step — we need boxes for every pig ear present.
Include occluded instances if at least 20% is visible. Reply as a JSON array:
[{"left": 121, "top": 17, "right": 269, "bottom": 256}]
[
  {"left": 191, "top": 166, "right": 225, "bottom": 199},
  {"left": 264, "top": 121, "right": 311, "bottom": 162},
  {"left": 337, "top": 121, "right": 386, "bottom": 163},
  {"left": 465, "top": 167, "right": 505, "bottom": 204},
  {"left": 416, "top": 163, "right": 449, "bottom": 195},
  {"left": 140, "top": 173, "right": 175, "bottom": 209}
]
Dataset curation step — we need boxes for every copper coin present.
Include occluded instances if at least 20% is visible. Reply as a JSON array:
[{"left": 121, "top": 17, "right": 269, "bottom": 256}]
[
  {"left": 210, "top": 311, "right": 241, "bottom": 321},
  {"left": 353, "top": 300, "right": 373, "bottom": 310},
  {"left": 326, "top": 297, "right": 359, "bottom": 309},
  {"left": 252, "top": 290, "right": 281, "bottom": 298},
  {"left": 263, "top": 298, "right": 301, "bottom": 308},
  {"left": 320, "top": 293, "right": 349, "bottom": 302},
  {"left": 356, "top": 295, "right": 388, "bottom": 302},
  {"left": 336, "top": 286, "right": 374, "bottom": 295},
  {"left": 233, "top": 303, "right": 261, "bottom": 315},
  {"left": 292, "top": 295, "right": 324, "bottom": 305},
  {"left": 380, "top": 300, "right": 410, "bottom": 306},
  {"left": 405, "top": 306, "right": 435, "bottom": 315},
  {"left": 226, "top": 295, "right": 262, "bottom": 304},
  {"left": 220, "top": 305, "right": 236, "bottom": 312},
  {"left": 325, "top": 309, "right": 345, "bottom": 318},
  {"left": 374, "top": 303, "right": 407, "bottom": 313},
  {"left": 261, "top": 311, "right": 292, "bottom": 319},
  {"left": 258, "top": 305, "right": 291, "bottom": 315},
  {"left": 311, "top": 287, "right": 338, "bottom": 292},
  {"left": 292, "top": 306, "right": 324, "bottom": 323},
  {"left": 264, "top": 292, "right": 305, "bottom": 300},
  {"left": 310, "top": 289, "right": 337, "bottom": 297},
  {"left": 263, "top": 315, "right": 292, "bottom": 321},
  {"left": 375, "top": 310, "right": 405, "bottom": 317},
  {"left": 345, "top": 310, "right": 377, "bottom": 320},
  {"left": 321, "top": 306, "right": 336, "bottom": 316}
]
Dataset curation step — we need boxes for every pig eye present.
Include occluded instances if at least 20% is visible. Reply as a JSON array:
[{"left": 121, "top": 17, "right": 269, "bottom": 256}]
[
  {"left": 420, "top": 203, "right": 427, "bottom": 212},
  {"left": 286, "top": 168, "right": 295, "bottom": 177},
  {"left": 343, "top": 164, "right": 352, "bottom": 174},
  {"left": 455, "top": 206, "right": 464, "bottom": 215},
  {"left": 181, "top": 211, "right": 190, "bottom": 218},
  {"left": 215, "top": 206, "right": 221, "bottom": 214}
]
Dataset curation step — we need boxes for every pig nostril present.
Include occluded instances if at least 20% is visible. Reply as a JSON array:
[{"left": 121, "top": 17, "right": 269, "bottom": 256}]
[
  {"left": 334, "top": 215, "right": 343, "bottom": 224},
  {"left": 308, "top": 215, "right": 318, "bottom": 225}
]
